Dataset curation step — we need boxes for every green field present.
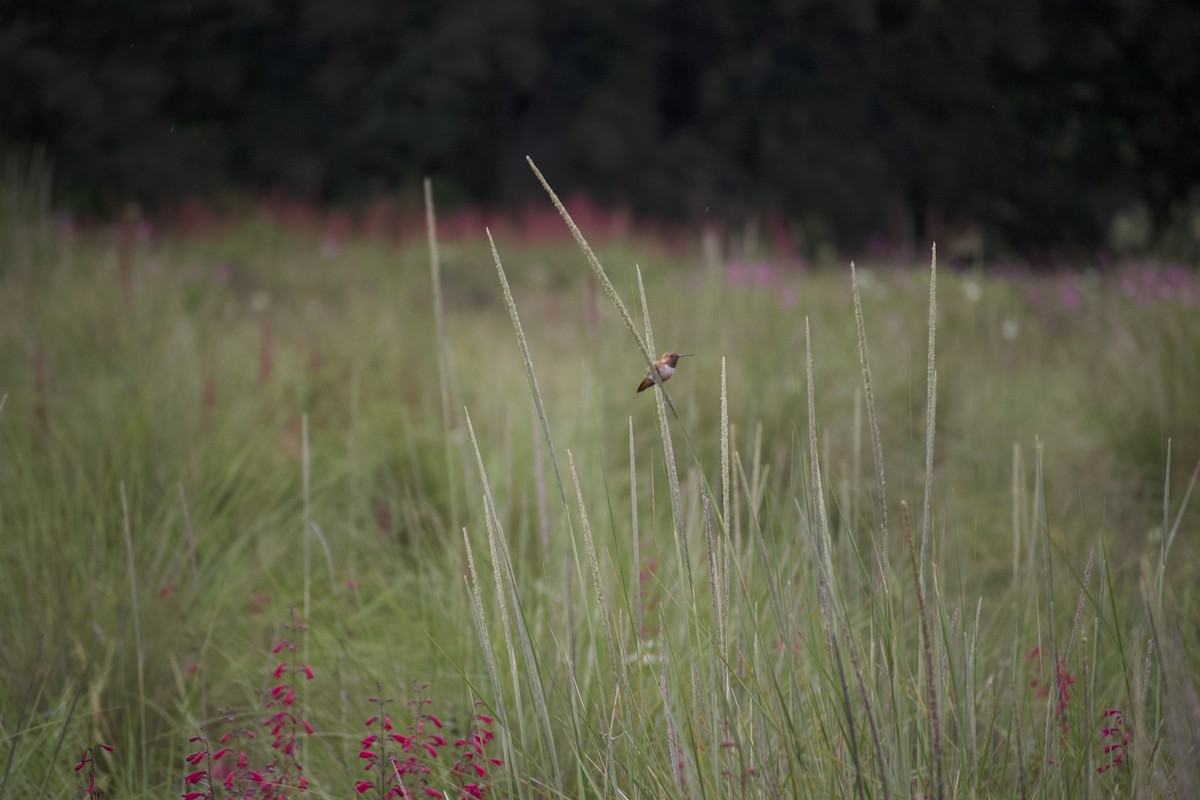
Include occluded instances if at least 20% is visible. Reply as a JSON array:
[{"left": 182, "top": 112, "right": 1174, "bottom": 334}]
[{"left": 1, "top": 179, "right": 1198, "bottom": 798}]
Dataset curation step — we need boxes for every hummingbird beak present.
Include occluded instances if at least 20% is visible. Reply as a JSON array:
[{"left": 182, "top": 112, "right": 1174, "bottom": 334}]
[{"left": 677, "top": 353, "right": 693, "bottom": 358}]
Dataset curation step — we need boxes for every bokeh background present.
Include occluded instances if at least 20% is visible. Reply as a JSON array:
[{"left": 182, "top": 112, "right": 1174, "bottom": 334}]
[{"left": 2, "top": 3, "right": 1200, "bottom": 797}]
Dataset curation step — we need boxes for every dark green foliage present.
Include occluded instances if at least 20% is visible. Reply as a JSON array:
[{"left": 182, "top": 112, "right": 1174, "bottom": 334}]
[{"left": 2, "top": 0, "right": 1199, "bottom": 252}]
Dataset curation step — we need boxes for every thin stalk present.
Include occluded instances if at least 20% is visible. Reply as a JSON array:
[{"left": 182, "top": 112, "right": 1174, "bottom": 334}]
[
  {"left": 721, "top": 358, "right": 730, "bottom": 538},
  {"left": 465, "top": 410, "right": 562, "bottom": 788},
  {"left": 567, "top": 449, "right": 623, "bottom": 697},
  {"left": 1157, "top": 439, "right": 1170, "bottom": 616},
  {"left": 846, "top": 629, "right": 890, "bottom": 799},
  {"left": 901, "top": 500, "right": 943, "bottom": 800},
  {"left": 1155, "top": 441, "right": 1172, "bottom": 731},
  {"left": 807, "top": 319, "right": 864, "bottom": 800},
  {"left": 526, "top": 158, "right": 653, "bottom": 372},
  {"left": 300, "top": 414, "right": 311, "bottom": 773},
  {"left": 630, "top": 417, "right": 643, "bottom": 650},
  {"left": 637, "top": 267, "right": 693, "bottom": 604},
  {"left": 919, "top": 246, "right": 937, "bottom": 582},
  {"left": 461, "top": 526, "right": 516, "bottom": 796},
  {"left": 850, "top": 262, "right": 890, "bottom": 589},
  {"left": 1012, "top": 443, "right": 1022, "bottom": 590},
  {"left": 426, "top": 178, "right": 458, "bottom": 522},
  {"left": 1031, "top": 438, "right": 1069, "bottom": 790},
  {"left": 302, "top": 414, "right": 311, "bottom": 619},
  {"left": 119, "top": 482, "right": 146, "bottom": 780}
]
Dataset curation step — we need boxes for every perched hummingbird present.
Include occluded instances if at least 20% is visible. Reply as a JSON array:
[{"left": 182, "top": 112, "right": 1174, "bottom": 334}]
[{"left": 636, "top": 352, "right": 692, "bottom": 393}]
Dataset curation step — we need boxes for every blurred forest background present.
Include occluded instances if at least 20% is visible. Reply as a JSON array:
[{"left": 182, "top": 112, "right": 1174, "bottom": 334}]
[
  {"left": 2, "top": 0, "right": 1199, "bottom": 260},
  {"left": 3, "top": 3, "right": 1200, "bottom": 795}
]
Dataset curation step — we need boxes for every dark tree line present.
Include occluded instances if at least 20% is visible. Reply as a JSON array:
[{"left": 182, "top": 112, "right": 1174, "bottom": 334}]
[{"left": 2, "top": 0, "right": 1198, "bottom": 253}]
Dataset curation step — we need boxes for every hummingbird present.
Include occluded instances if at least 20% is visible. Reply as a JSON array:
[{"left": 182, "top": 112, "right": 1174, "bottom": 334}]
[{"left": 636, "top": 352, "right": 692, "bottom": 393}]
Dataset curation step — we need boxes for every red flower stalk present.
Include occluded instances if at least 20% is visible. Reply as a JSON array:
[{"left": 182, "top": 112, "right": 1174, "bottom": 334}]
[
  {"left": 359, "top": 692, "right": 418, "bottom": 799},
  {"left": 358, "top": 689, "right": 500, "bottom": 800},
  {"left": 178, "top": 733, "right": 216, "bottom": 800},
  {"left": 76, "top": 744, "right": 114, "bottom": 800},
  {"left": 184, "top": 610, "right": 314, "bottom": 799},
  {"left": 1027, "top": 647, "right": 1073, "bottom": 726},
  {"left": 449, "top": 702, "right": 501, "bottom": 798},
  {"left": 1097, "top": 708, "right": 1129, "bottom": 774},
  {"left": 254, "top": 608, "right": 315, "bottom": 794}
]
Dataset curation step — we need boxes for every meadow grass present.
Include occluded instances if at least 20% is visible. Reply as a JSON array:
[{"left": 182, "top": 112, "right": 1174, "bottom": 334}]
[{"left": 0, "top": 180, "right": 1198, "bottom": 798}]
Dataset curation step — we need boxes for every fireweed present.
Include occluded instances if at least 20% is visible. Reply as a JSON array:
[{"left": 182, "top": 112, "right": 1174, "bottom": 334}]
[
  {"left": 1026, "top": 645, "right": 1128, "bottom": 776},
  {"left": 260, "top": 611, "right": 316, "bottom": 794},
  {"left": 1097, "top": 708, "right": 1129, "bottom": 774},
  {"left": 74, "top": 743, "right": 114, "bottom": 799},
  {"left": 355, "top": 687, "right": 500, "bottom": 800},
  {"left": 1026, "top": 644, "right": 1076, "bottom": 769},
  {"left": 181, "top": 610, "right": 315, "bottom": 799},
  {"left": 1027, "top": 646, "right": 1074, "bottom": 727}
]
